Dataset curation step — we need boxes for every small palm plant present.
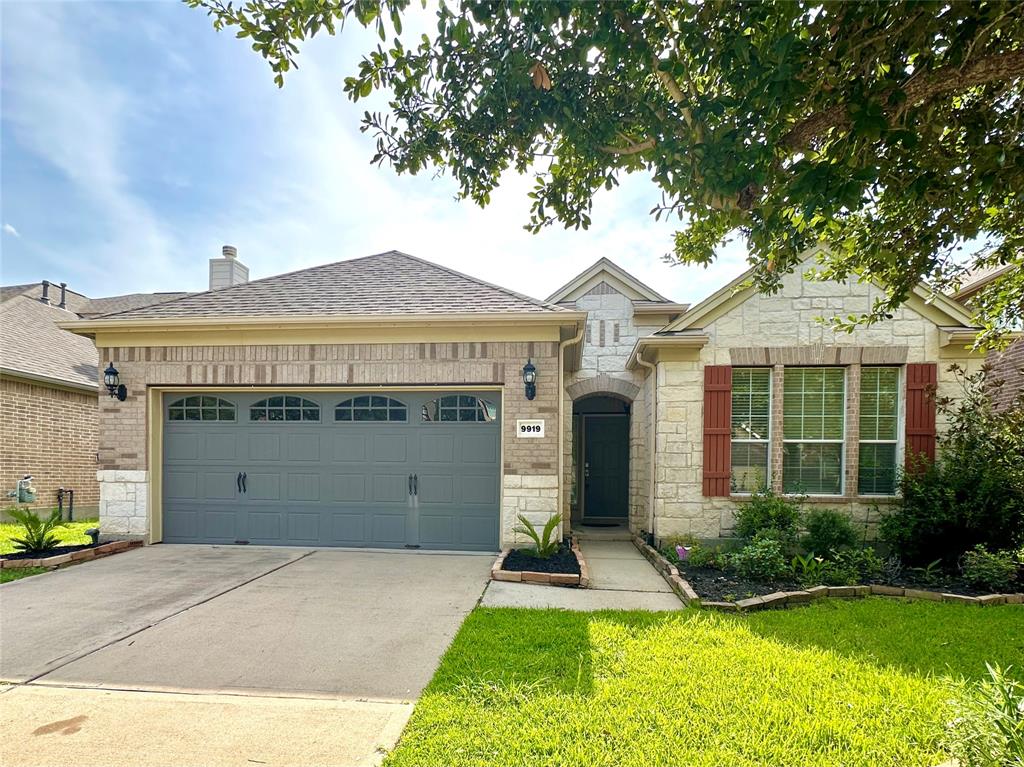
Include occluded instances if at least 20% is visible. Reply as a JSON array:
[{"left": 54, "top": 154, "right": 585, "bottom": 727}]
[
  {"left": 8, "top": 507, "right": 63, "bottom": 554},
  {"left": 513, "top": 513, "right": 561, "bottom": 559}
]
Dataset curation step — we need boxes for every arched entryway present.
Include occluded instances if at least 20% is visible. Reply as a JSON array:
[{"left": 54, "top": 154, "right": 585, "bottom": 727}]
[{"left": 571, "top": 394, "right": 630, "bottom": 525}]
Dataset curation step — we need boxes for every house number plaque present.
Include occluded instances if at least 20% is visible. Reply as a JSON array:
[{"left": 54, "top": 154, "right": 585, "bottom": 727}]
[{"left": 516, "top": 419, "right": 545, "bottom": 438}]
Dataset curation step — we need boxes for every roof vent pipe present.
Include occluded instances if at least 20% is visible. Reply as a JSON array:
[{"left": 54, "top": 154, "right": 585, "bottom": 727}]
[
  {"left": 58, "top": 282, "right": 67, "bottom": 309},
  {"left": 222, "top": 245, "right": 238, "bottom": 259},
  {"left": 40, "top": 280, "right": 50, "bottom": 305}
]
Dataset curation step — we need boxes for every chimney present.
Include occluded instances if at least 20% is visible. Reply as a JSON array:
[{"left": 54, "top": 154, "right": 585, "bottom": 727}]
[
  {"left": 58, "top": 282, "right": 67, "bottom": 309},
  {"left": 40, "top": 280, "right": 50, "bottom": 305},
  {"left": 209, "top": 244, "right": 249, "bottom": 291}
]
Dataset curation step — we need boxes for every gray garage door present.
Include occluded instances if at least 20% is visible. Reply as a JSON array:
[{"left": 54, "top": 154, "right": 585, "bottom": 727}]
[{"left": 161, "top": 390, "right": 500, "bottom": 551}]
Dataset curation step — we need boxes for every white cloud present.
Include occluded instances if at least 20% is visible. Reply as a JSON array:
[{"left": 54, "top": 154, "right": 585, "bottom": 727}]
[{"left": 3, "top": 224, "right": 20, "bottom": 238}]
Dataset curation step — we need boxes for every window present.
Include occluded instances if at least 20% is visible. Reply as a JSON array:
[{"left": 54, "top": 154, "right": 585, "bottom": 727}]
[
  {"left": 249, "top": 395, "right": 320, "bottom": 422},
  {"left": 782, "top": 368, "right": 845, "bottom": 494},
  {"left": 335, "top": 395, "right": 407, "bottom": 422},
  {"left": 168, "top": 395, "right": 235, "bottom": 422},
  {"left": 858, "top": 367, "right": 900, "bottom": 494},
  {"left": 730, "top": 368, "right": 771, "bottom": 493},
  {"left": 422, "top": 395, "right": 497, "bottom": 423}
]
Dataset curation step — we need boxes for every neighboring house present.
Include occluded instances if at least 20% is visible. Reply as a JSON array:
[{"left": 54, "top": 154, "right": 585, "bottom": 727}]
[
  {"left": 1, "top": 281, "right": 189, "bottom": 519},
  {"left": 63, "top": 247, "right": 984, "bottom": 548},
  {"left": 953, "top": 263, "right": 1022, "bottom": 411}
]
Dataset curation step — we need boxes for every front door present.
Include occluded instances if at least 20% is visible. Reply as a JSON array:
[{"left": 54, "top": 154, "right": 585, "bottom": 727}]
[{"left": 582, "top": 415, "right": 629, "bottom": 519}]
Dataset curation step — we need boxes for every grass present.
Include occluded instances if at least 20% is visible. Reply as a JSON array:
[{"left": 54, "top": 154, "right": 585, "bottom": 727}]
[
  {"left": 385, "top": 600, "right": 1024, "bottom": 767},
  {"left": 0, "top": 517, "right": 98, "bottom": 556},
  {"left": 0, "top": 567, "right": 49, "bottom": 584}
]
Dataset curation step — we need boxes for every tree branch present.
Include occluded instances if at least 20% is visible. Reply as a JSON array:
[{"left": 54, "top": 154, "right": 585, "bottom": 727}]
[
  {"left": 782, "top": 50, "right": 1024, "bottom": 150},
  {"left": 600, "top": 137, "right": 657, "bottom": 155}
]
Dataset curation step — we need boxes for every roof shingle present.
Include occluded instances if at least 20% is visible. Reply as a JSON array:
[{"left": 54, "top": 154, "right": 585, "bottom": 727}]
[{"left": 95, "top": 251, "right": 567, "bottom": 320}]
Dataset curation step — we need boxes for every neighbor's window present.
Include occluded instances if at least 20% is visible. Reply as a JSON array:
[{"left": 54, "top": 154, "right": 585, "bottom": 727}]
[
  {"left": 168, "top": 395, "right": 236, "bottom": 422},
  {"left": 422, "top": 395, "right": 497, "bottom": 422},
  {"left": 335, "top": 395, "right": 407, "bottom": 422},
  {"left": 858, "top": 367, "right": 900, "bottom": 494},
  {"left": 730, "top": 368, "right": 771, "bottom": 493},
  {"left": 250, "top": 395, "right": 320, "bottom": 422},
  {"left": 782, "top": 368, "right": 845, "bottom": 495}
]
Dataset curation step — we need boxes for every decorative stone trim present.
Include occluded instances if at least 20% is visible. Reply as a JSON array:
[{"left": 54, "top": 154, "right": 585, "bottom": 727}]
[
  {"left": 0, "top": 540, "right": 142, "bottom": 570},
  {"left": 630, "top": 535, "right": 1023, "bottom": 612},
  {"left": 489, "top": 538, "right": 590, "bottom": 588},
  {"left": 565, "top": 373, "right": 639, "bottom": 403},
  {"left": 729, "top": 345, "right": 909, "bottom": 366}
]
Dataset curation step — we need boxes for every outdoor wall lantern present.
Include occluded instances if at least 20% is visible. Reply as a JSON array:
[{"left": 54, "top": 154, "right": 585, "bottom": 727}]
[
  {"left": 522, "top": 358, "right": 537, "bottom": 401},
  {"left": 103, "top": 362, "right": 128, "bottom": 402}
]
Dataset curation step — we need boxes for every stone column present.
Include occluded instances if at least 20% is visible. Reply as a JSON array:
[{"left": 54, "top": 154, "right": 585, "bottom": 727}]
[{"left": 96, "top": 470, "right": 149, "bottom": 541}]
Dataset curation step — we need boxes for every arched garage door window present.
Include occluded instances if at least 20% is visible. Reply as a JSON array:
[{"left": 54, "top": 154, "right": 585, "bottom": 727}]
[
  {"left": 250, "top": 396, "right": 321, "bottom": 422},
  {"left": 335, "top": 395, "right": 408, "bottom": 422},
  {"left": 168, "top": 395, "right": 236, "bottom": 422},
  {"left": 422, "top": 395, "right": 497, "bottom": 423}
]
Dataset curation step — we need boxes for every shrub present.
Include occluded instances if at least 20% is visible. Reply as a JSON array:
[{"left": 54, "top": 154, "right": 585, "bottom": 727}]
[
  {"left": 961, "top": 545, "right": 1019, "bottom": 592},
  {"left": 725, "top": 535, "right": 788, "bottom": 581},
  {"left": 801, "top": 508, "right": 859, "bottom": 555},
  {"left": 881, "top": 365, "right": 1024, "bottom": 567},
  {"left": 734, "top": 489, "right": 803, "bottom": 545},
  {"left": 943, "top": 663, "right": 1024, "bottom": 767},
  {"left": 688, "top": 544, "right": 727, "bottom": 570},
  {"left": 820, "top": 547, "right": 885, "bottom": 586},
  {"left": 8, "top": 507, "right": 63, "bottom": 553},
  {"left": 513, "top": 514, "right": 560, "bottom": 558},
  {"left": 791, "top": 552, "right": 827, "bottom": 586}
]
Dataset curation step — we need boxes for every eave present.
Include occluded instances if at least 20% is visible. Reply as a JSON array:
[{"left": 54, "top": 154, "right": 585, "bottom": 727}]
[
  {"left": 1, "top": 367, "right": 98, "bottom": 393},
  {"left": 625, "top": 332, "right": 710, "bottom": 370}
]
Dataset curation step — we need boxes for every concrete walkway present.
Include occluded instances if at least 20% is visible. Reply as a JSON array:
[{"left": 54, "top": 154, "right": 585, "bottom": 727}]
[{"left": 481, "top": 539, "right": 684, "bottom": 611}]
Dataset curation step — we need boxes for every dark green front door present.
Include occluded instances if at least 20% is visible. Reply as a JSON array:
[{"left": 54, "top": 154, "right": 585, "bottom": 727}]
[{"left": 582, "top": 415, "right": 629, "bottom": 519}]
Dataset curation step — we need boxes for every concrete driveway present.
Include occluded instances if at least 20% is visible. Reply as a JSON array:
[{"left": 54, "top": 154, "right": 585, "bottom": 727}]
[{"left": 0, "top": 545, "right": 492, "bottom": 766}]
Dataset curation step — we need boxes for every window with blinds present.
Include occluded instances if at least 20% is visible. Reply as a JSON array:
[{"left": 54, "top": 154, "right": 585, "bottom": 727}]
[
  {"left": 730, "top": 368, "right": 771, "bottom": 493},
  {"left": 858, "top": 367, "right": 900, "bottom": 494},
  {"left": 782, "top": 367, "right": 845, "bottom": 495}
]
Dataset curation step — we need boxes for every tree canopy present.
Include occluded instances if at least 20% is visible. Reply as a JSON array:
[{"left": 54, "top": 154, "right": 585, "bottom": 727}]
[{"left": 189, "top": 0, "right": 1024, "bottom": 346}]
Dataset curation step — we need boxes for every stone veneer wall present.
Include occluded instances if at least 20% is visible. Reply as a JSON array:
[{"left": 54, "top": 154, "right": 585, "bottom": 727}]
[
  {"left": 0, "top": 376, "right": 99, "bottom": 519},
  {"left": 651, "top": 269, "right": 983, "bottom": 542},
  {"left": 561, "top": 285, "right": 664, "bottom": 528},
  {"left": 95, "top": 341, "right": 560, "bottom": 546}
]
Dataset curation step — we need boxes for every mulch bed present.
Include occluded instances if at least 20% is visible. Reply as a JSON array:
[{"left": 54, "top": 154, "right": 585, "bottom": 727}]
[
  {"left": 678, "top": 564, "right": 1001, "bottom": 602},
  {"left": 503, "top": 542, "right": 581, "bottom": 575},
  {"left": 1, "top": 544, "right": 95, "bottom": 561}
]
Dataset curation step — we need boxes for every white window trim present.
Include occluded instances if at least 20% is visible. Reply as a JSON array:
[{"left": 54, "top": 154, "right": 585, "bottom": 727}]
[
  {"left": 857, "top": 365, "right": 904, "bottom": 496},
  {"left": 782, "top": 367, "right": 846, "bottom": 497},
  {"left": 730, "top": 367, "right": 772, "bottom": 495}
]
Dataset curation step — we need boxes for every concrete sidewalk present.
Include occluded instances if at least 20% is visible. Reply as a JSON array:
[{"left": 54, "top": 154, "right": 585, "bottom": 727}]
[{"left": 481, "top": 539, "right": 684, "bottom": 611}]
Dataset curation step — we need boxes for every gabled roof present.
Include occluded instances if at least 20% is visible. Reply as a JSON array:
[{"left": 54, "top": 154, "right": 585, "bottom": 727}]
[
  {"left": 93, "top": 251, "right": 568, "bottom": 321},
  {"left": 952, "top": 263, "right": 1017, "bottom": 303},
  {"left": 547, "top": 257, "right": 674, "bottom": 304},
  {"left": 0, "top": 294, "right": 98, "bottom": 390},
  {"left": 661, "top": 249, "right": 978, "bottom": 335}
]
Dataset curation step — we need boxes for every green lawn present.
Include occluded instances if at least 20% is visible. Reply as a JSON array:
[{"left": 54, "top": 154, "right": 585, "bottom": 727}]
[
  {"left": 0, "top": 567, "right": 49, "bottom": 584},
  {"left": 0, "top": 518, "right": 98, "bottom": 556},
  {"left": 385, "top": 600, "right": 1024, "bottom": 767}
]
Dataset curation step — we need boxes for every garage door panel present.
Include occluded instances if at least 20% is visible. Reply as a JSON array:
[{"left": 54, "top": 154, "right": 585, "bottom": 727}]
[
  {"left": 204, "top": 509, "right": 238, "bottom": 540},
  {"left": 166, "top": 433, "right": 200, "bottom": 461},
  {"left": 417, "top": 474, "right": 453, "bottom": 503},
  {"left": 331, "top": 513, "right": 366, "bottom": 543},
  {"left": 285, "top": 433, "right": 320, "bottom": 462},
  {"left": 460, "top": 434, "right": 498, "bottom": 463},
  {"left": 202, "top": 472, "right": 239, "bottom": 500},
  {"left": 164, "top": 508, "right": 198, "bottom": 539},
  {"left": 165, "top": 471, "right": 198, "bottom": 500},
  {"left": 248, "top": 434, "right": 280, "bottom": 461},
  {"left": 372, "top": 434, "right": 408, "bottom": 462},
  {"left": 204, "top": 433, "right": 238, "bottom": 461},
  {"left": 419, "top": 515, "right": 453, "bottom": 546},
  {"left": 372, "top": 513, "right": 407, "bottom": 544},
  {"left": 332, "top": 434, "right": 367, "bottom": 462},
  {"left": 247, "top": 511, "right": 282, "bottom": 541},
  {"left": 287, "top": 513, "right": 320, "bottom": 542},
  {"left": 287, "top": 473, "right": 321, "bottom": 502},
  {"left": 460, "top": 515, "right": 499, "bottom": 548},
  {"left": 460, "top": 475, "right": 498, "bottom": 505},
  {"left": 331, "top": 474, "right": 365, "bottom": 502},
  {"left": 373, "top": 474, "right": 410, "bottom": 503},
  {"left": 245, "top": 473, "right": 281, "bottom": 501},
  {"left": 419, "top": 434, "right": 454, "bottom": 463}
]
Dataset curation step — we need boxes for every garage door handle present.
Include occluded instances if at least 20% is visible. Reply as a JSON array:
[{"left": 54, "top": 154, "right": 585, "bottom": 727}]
[
  {"left": 237, "top": 472, "right": 243, "bottom": 493},
  {"left": 408, "top": 474, "right": 413, "bottom": 495},
  {"left": 241, "top": 472, "right": 247, "bottom": 494},
  {"left": 413, "top": 474, "right": 418, "bottom": 496}
]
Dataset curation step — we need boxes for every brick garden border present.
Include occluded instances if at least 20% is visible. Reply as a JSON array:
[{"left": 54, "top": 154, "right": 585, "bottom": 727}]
[
  {"left": 0, "top": 540, "right": 142, "bottom": 570},
  {"left": 632, "top": 535, "right": 1023, "bottom": 612},
  {"left": 490, "top": 538, "right": 591, "bottom": 588}
]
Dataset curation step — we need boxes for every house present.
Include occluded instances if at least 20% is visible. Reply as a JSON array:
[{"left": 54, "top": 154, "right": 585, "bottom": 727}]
[
  {"left": 953, "top": 263, "right": 1022, "bottom": 412},
  {"left": 1, "top": 280, "right": 189, "bottom": 519},
  {"left": 62, "top": 247, "right": 985, "bottom": 548}
]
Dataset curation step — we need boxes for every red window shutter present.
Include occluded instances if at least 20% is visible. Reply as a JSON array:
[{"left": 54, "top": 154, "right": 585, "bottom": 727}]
[
  {"left": 702, "top": 365, "right": 732, "bottom": 497},
  {"left": 905, "top": 363, "right": 937, "bottom": 470}
]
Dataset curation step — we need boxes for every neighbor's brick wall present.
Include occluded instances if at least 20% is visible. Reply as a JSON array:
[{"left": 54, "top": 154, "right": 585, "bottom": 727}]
[
  {"left": 0, "top": 376, "right": 99, "bottom": 517},
  {"left": 651, "top": 268, "right": 984, "bottom": 542},
  {"left": 97, "top": 341, "right": 560, "bottom": 546},
  {"left": 988, "top": 337, "right": 1024, "bottom": 411}
]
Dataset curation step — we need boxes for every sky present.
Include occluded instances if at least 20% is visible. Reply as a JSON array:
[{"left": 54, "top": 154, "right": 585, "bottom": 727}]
[{"left": 0, "top": 1, "right": 750, "bottom": 305}]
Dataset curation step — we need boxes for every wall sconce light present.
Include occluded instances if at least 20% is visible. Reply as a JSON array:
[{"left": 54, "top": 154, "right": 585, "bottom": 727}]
[
  {"left": 103, "top": 362, "right": 127, "bottom": 401},
  {"left": 522, "top": 358, "right": 537, "bottom": 401}
]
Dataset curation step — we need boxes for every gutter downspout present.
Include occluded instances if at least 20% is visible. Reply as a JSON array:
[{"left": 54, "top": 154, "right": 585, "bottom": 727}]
[
  {"left": 558, "top": 319, "right": 586, "bottom": 538},
  {"left": 634, "top": 345, "right": 658, "bottom": 546}
]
